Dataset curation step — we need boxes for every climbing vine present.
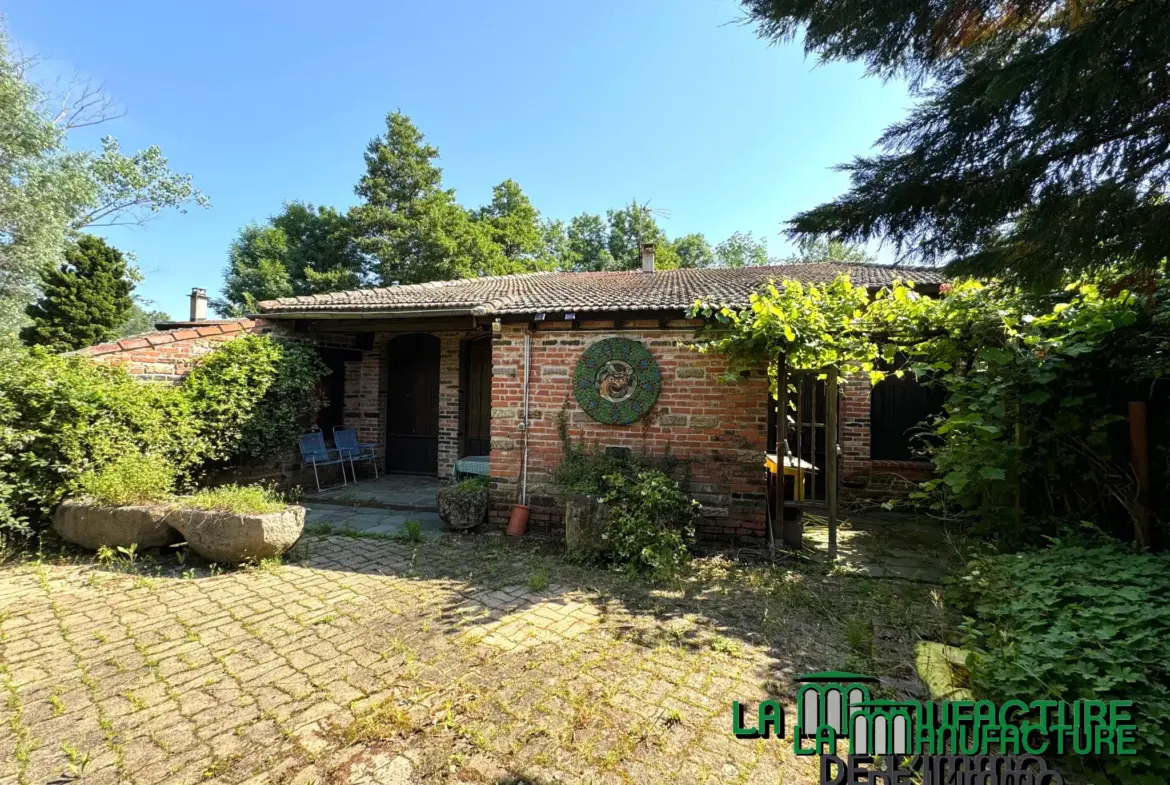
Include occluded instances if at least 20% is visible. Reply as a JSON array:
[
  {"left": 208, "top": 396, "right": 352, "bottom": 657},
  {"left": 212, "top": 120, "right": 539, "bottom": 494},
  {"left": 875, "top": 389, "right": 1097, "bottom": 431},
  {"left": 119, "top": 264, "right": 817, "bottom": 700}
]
[{"left": 691, "top": 274, "right": 1160, "bottom": 544}]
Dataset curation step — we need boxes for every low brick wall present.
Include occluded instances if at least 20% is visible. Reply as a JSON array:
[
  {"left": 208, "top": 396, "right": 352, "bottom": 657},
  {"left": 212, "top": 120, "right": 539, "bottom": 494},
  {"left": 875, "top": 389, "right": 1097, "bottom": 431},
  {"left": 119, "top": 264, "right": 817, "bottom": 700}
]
[{"left": 79, "top": 319, "right": 270, "bottom": 380}]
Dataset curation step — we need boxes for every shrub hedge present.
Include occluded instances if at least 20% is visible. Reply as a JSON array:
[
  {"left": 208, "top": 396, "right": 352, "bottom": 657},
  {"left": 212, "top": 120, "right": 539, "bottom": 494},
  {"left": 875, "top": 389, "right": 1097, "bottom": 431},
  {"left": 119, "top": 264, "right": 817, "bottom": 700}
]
[{"left": 0, "top": 334, "right": 326, "bottom": 537}]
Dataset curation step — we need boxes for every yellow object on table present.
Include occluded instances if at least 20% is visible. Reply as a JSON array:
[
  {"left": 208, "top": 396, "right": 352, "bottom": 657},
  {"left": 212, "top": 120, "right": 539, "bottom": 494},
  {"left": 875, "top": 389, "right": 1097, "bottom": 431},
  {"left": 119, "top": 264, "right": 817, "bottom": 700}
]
[{"left": 765, "top": 453, "right": 818, "bottom": 501}]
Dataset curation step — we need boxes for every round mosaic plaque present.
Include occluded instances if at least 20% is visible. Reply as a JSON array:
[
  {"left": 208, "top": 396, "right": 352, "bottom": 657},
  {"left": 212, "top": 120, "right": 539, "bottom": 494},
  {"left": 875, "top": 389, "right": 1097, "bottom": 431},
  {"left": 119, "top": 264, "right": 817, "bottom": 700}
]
[{"left": 573, "top": 337, "right": 661, "bottom": 425}]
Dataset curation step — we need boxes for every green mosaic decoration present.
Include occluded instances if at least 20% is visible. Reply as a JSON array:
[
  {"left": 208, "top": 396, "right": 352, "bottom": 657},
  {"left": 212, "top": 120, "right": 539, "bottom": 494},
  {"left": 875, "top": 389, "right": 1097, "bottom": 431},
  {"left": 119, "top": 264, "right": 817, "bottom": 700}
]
[{"left": 573, "top": 337, "right": 661, "bottom": 425}]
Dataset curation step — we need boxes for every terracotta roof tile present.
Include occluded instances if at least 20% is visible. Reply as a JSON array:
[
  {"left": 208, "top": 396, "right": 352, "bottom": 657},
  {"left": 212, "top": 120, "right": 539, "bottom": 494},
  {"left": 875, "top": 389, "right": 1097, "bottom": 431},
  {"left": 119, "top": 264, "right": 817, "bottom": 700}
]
[{"left": 255, "top": 264, "right": 944, "bottom": 316}]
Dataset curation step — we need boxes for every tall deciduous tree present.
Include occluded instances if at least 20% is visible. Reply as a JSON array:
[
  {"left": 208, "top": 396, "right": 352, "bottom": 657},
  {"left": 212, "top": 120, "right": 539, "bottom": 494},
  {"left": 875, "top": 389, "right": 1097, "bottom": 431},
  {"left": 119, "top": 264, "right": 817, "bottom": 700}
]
[
  {"left": 0, "top": 22, "right": 208, "bottom": 333},
  {"left": 117, "top": 301, "right": 171, "bottom": 337},
  {"left": 742, "top": 0, "right": 1170, "bottom": 286},
  {"left": 605, "top": 201, "right": 680, "bottom": 270},
  {"left": 564, "top": 213, "right": 614, "bottom": 272},
  {"left": 347, "top": 111, "right": 506, "bottom": 285},
  {"left": 20, "top": 235, "right": 133, "bottom": 351},
  {"left": 782, "top": 237, "right": 874, "bottom": 264},
  {"left": 671, "top": 233, "right": 716, "bottom": 269},
  {"left": 0, "top": 32, "right": 90, "bottom": 332},
  {"left": 715, "top": 231, "right": 770, "bottom": 267},
  {"left": 214, "top": 202, "right": 363, "bottom": 315},
  {"left": 73, "top": 137, "right": 209, "bottom": 229}
]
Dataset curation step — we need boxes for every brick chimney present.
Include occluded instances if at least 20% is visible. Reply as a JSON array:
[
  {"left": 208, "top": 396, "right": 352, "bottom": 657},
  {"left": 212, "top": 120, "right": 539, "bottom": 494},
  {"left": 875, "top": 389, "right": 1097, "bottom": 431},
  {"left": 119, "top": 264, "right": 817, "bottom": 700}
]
[
  {"left": 640, "top": 242, "right": 656, "bottom": 273},
  {"left": 189, "top": 287, "right": 207, "bottom": 321}
]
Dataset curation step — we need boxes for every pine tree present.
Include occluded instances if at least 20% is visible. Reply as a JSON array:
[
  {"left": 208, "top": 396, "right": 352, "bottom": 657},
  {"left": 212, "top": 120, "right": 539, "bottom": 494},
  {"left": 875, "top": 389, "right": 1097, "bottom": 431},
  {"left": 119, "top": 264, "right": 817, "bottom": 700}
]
[
  {"left": 20, "top": 235, "right": 134, "bottom": 351},
  {"left": 347, "top": 111, "right": 506, "bottom": 285},
  {"left": 742, "top": 0, "right": 1170, "bottom": 286}
]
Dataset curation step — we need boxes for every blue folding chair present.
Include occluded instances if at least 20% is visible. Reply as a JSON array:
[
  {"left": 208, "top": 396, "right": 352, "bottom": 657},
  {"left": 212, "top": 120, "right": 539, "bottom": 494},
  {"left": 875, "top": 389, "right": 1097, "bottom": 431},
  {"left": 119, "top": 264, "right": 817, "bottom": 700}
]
[
  {"left": 299, "top": 432, "right": 348, "bottom": 491},
  {"left": 334, "top": 427, "right": 379, "bottom": 481}
]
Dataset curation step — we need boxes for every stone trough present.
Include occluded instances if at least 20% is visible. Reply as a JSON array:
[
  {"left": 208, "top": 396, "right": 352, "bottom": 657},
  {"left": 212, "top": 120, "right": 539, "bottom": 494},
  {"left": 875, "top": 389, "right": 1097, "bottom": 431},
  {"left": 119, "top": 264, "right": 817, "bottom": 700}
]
[{"left": 53, "top": 500, "right": 305, "bottom": 564}]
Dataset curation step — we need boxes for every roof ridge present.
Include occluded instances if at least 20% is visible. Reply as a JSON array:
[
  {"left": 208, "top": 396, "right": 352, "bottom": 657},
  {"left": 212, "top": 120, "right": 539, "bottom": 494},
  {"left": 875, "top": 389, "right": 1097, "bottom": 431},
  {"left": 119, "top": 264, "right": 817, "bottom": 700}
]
[
  {"left": 256, "top": 270, "right": 561, "bottom": 309},
  {"left": 254, "top": 262, "right": 947, "bottom": 315}
]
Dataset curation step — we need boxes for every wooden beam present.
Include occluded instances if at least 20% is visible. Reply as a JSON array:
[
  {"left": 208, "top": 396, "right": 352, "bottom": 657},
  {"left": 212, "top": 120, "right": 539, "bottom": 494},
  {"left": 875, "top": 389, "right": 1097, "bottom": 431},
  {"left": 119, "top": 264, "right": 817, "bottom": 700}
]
[
  {"left": 498, "top": 308, "right": 691, "bottom": 324},
  {"left": 302, "top": 318, "right": 487, "bottom": 334}
]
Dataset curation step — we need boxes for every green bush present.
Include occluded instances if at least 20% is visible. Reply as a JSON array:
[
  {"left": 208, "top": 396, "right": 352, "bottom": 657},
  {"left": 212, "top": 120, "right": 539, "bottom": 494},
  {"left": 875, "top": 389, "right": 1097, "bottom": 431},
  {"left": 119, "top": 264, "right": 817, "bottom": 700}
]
[
  {"left": 599, "top": 469, "right": 697, "bottom": 579},
  {"left": 0, "top": 342, "right": 203, "bottom": 535},
  {"left": 182, "top": 334, "right": 328, "bottom": 464},
  {"left": 953, "top": 540, "right": 1170, "bottom": 783},
  {"left": 0, "top": 333, "right": 326, "bottom": 537},
  {"left": 77, "top": 453, "right": 176, "bottom": 506},
  {"left": 181, "top": 484, "right": 286, "bottom": 515}
]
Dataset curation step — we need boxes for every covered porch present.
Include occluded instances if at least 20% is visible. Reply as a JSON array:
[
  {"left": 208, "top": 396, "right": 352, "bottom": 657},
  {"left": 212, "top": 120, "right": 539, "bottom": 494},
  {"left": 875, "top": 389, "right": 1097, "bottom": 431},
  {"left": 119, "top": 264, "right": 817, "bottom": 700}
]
[{"left": 293, "top": 315, "right": 497, "bottom": 482}]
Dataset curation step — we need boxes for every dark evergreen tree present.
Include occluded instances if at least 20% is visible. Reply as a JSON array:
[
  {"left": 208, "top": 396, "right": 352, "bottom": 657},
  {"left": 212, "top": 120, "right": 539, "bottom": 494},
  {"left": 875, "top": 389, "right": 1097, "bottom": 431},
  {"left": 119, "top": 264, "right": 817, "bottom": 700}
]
[
  {"left": 742, "top": 0, "right": 1170, "bottom": 286},
  {"left": 20, "top": 235, "right": 134, "bottom": 351},
  {"left": 347, "top": 111, "right": 507, "bottom": 285}
]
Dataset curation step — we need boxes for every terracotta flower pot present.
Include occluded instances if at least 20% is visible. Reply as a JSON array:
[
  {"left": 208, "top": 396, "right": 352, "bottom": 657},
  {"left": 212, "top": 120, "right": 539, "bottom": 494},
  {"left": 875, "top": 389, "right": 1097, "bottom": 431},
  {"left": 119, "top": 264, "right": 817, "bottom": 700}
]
[{"left": 506, "top": 504, "right": 529, "bottom": 536}]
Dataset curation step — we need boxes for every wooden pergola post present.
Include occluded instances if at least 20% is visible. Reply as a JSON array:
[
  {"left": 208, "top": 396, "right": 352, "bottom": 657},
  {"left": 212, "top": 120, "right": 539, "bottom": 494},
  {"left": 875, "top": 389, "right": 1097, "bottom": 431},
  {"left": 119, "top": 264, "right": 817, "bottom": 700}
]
[{"left": 826, "top": 367, "right": 839, "bottom": 562}]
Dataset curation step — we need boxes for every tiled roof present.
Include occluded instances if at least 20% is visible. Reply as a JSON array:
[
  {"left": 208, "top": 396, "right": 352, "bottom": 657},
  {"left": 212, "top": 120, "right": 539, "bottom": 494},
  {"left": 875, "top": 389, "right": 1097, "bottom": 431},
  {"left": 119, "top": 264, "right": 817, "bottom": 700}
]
[
  {"left": 76, "top": 319, "right": 258, "bottom": 356},
  {"left": 255, "top": 264, "right": 945, "bottom": 316}
]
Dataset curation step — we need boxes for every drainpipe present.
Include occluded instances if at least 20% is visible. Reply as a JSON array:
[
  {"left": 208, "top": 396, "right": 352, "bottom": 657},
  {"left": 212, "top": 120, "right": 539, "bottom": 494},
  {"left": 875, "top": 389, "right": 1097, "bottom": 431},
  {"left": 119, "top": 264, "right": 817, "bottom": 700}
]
[
  {"left": 506, "top": 330, "right": 533, "bottom": 536},
  {"left": 521, "top": 331, "right": 531, "bottom": 505}
]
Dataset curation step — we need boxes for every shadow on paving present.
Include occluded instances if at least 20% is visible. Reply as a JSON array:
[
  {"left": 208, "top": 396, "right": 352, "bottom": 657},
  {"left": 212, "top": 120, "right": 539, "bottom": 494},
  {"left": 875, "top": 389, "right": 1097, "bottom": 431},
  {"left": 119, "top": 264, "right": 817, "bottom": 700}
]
[{"left": 0, "top": 508, "right": 957, "bottom": 785}]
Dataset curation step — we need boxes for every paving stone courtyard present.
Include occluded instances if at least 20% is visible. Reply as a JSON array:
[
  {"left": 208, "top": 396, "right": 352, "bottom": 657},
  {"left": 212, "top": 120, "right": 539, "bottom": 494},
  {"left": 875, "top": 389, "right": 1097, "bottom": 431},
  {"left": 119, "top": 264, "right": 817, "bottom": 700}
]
[{"left": 0, "top": 515, "right": 951, "bottom": 785}]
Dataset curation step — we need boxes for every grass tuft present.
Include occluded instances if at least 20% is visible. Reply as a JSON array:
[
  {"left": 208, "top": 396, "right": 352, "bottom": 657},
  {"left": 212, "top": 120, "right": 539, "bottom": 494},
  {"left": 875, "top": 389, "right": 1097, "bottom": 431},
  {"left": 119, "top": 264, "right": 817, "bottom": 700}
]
[
  {"left": 343, "top": 700, "right": 413, "bottom": 744},
  {"left": 180, "top": 484, "right": 286, "bottom": 515}
]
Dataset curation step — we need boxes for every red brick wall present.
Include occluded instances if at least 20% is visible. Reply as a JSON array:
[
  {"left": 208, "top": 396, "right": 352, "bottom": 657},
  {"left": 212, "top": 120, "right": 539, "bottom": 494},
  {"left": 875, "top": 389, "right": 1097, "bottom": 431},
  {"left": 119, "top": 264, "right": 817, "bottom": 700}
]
[
  {"left": 487, "top": 321, "right": 770, "bottom": 544},
  {"left": 344, "top": 330, "right": 477, "bottom": 479},
  {"left": 79, "top": 319, "right": 271, "bottom": 379},
  {"left": 840, "top": 375, "right": 873, "bottom": 486},
  {"left": 839, "top": 375, "right": 933, "bottom": 487}
]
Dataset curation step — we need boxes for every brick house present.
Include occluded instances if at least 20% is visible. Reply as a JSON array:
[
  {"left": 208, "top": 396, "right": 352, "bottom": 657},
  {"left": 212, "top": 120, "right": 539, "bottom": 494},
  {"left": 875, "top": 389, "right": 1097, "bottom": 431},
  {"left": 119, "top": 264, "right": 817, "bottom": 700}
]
[{"left": 82, "top": 260, "right": 943, "bottom": 543}]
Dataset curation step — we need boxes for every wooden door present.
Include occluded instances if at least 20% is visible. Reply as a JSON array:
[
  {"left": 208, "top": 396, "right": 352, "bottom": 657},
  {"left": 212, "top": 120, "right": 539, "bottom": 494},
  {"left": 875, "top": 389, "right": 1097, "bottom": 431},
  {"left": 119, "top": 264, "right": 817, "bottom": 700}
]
[
  {"left": 385, "top": 334, "right": 440, "bottom": 474},
  {"left": 463, "top": 336, "right": 492, "bottom": 457}
]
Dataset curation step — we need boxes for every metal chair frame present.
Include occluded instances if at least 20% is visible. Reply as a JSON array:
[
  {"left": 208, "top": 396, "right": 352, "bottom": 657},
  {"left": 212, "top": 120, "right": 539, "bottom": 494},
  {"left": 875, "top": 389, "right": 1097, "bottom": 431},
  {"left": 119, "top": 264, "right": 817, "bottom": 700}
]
[
  {"left": 299, "top": 432, "right": 349, "bottom": 492},
  {"left": 333, "top": 427, "right": 379, "bottom": 482}
]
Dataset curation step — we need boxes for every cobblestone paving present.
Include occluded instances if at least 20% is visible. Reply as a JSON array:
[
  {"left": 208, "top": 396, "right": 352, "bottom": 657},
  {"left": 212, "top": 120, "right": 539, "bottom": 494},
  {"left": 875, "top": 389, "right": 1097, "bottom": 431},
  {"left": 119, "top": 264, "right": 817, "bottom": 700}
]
[{"left": 0, "top": 532, "right": 944, "bottom": 785}]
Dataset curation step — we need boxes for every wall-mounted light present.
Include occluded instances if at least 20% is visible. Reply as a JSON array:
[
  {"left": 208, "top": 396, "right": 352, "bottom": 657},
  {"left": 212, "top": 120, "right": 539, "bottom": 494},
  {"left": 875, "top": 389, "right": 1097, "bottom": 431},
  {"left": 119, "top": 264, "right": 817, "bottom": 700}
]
[
  {"left": 492, "top": 318, "right": 502, "bottom": 333},
  {"left": 534, "top": 312, "right": 546, "bottom": 321},
  {"left": 564, "top": 312, "right": 576, "bottom": 321}
]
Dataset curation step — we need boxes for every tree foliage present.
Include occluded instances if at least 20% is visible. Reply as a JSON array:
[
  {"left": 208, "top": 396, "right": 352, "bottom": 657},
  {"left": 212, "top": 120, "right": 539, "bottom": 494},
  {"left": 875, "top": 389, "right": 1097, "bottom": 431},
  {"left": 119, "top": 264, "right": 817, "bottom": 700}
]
[
  {"left": 714, "top": 230, "right": 770, "bottom": 268},
  {"left": 347, "top": 111, "right": 508, "bottom": 285},
  {"left": 693, "top": 271, "right": 1165, "bottom": 543},
  {"left": 73, "top": 136, "right": 209, "bottom": 229},
  {"left": 20, "top": 235, "right": 134, "bottom": 352},
  {"left": 472, "top": 178, "right": 553, "bottom": 269},
  {"left": 218, "top": 109, "right": 878, "bottom": 305},
  {"left": 0, "top": 31, "right": 90, "bottom": 333},
  {"left": 116, "top": 301, "right": 171, "bottom": 338},
  {"left": 742, "top": 0, "right": 1170, "bottom": 285},
  {"left": 0, "top": 21, "right": 208, "bottom": 334},
  {"left": 214, "top": 203, "right": 363, "bottom": 315}
]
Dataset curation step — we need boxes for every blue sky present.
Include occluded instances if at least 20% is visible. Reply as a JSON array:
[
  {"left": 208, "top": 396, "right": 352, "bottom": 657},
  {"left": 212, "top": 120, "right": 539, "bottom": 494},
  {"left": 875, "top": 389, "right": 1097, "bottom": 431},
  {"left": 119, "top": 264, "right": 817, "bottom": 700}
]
[{"left": 7, "top": 0, "right": 911, "bottom": 319}]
